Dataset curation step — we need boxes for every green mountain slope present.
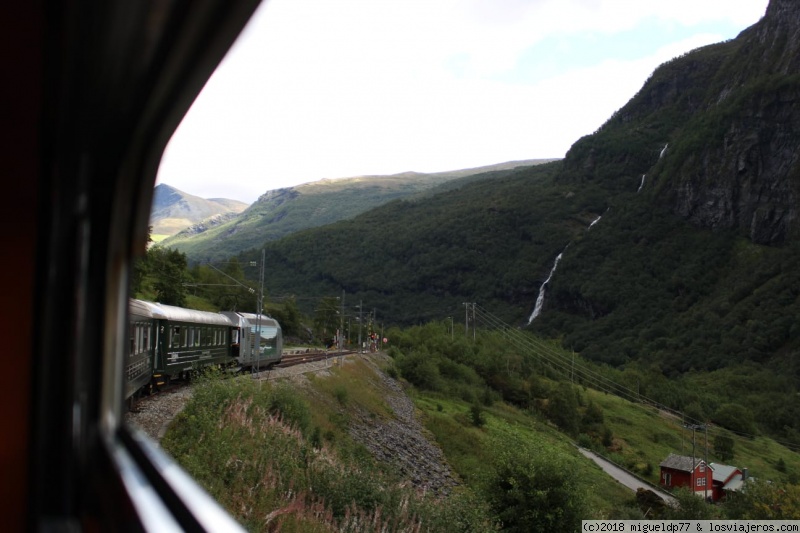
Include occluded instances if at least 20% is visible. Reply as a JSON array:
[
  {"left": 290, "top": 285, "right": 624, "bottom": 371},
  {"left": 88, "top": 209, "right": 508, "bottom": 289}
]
[
  {"left": 223, "top": 0, "right": 800, "bottom": 442},
  {"left": 161, "top": 160, "right": 553, "bottom": 262}
]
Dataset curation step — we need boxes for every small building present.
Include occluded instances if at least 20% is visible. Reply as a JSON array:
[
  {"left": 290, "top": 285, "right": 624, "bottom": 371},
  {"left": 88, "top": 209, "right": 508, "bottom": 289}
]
[
  {"left": 659, "top": 454, "right": 714, "bottom": 499},
  {"left": 709, "top": 463, "right": 747, "bottom": 501}
]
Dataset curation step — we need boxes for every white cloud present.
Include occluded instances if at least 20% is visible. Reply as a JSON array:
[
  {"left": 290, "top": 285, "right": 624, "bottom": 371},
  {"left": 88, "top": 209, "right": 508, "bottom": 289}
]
[{"left": 156, "top": 0, "right": 769, "bottom": 202}]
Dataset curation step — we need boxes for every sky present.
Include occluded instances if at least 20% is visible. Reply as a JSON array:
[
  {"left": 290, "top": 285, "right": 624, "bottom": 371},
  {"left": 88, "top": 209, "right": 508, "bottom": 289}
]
[{"left": 155, "top": 0, "right": 770, "bottom": 204}]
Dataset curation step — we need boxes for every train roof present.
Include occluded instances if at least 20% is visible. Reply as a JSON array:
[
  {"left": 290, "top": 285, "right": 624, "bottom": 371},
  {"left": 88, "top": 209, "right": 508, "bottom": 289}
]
[
  {"left": 132, "top": 299, "right": 234, "bottom": 326},
  {"left": 129, "top": 298, "right": 164, "bottom": 319},
  {"left": 218, "top": 311, "right": 247, "bottom": 327},
  {"left": 236, "top": 312, "right": 280, "bottom": 328}
]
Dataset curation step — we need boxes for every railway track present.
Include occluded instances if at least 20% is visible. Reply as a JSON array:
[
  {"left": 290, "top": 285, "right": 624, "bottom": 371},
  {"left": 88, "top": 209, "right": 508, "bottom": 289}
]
[
  {"left": 128, "top": 350, "right": 357, "bottom": 410},
  {"left": 275, "top": 350, "right": 355, "bottom": 368}
]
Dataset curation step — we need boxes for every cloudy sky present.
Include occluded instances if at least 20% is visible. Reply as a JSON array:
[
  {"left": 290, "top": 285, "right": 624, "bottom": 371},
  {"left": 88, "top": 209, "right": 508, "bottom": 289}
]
[{"left": 156, "top": 0, "right": 769, "bottom": 204}]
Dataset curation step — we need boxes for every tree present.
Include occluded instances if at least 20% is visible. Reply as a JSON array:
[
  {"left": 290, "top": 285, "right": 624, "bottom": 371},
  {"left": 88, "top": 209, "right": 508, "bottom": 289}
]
[
  {"left": 150, "top": 247, "right": 189, "bottom": 306},
  {"left": 131, "top": 226, "right": 154, "bottom": 297},
  {"left": 484, "top": 437, "right": 586, "bottom": 532},
  {"left": 713, "top": 432, "right": 735, "bottom": 462},
  {"left": 722, "top": 480, "right": 800, "bottom": 519},
  {"left": 661, "top": 488, "right": 720, "bottom": 520},
  {"left": 713, "top": 403, "right": 758, "bottom": 436},
  {"left": 547, "top": 382, "right": 581, "bottom": 436}
]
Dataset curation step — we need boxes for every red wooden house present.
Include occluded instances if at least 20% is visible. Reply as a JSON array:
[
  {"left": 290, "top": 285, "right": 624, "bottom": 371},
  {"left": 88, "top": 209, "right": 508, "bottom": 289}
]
[
  {"left": 659, "top": 454, "right": 714, "bottom": 499},
  {"left": 708, "top": 463, "right": 747, "bottom": 501}
]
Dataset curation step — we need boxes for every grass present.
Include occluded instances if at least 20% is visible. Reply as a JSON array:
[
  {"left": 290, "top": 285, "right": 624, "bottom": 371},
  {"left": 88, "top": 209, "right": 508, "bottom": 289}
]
[
  {"left": 582, "top": 387, "right": 800, "bottom": 485},
  {"left": 413, "top": 391, "right": 635, "bottom": 518},
  {"left": 162, "top": 363, "right": 498, "bottom": 531},
  {"left": 159, "top": 353, "right": 800, "bottom": 529}
]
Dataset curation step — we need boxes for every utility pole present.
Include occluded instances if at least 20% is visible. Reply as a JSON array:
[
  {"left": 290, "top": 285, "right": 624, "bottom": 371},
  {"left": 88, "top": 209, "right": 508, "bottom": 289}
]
[
  {"left": 462, "top": 302, "right": 477, "bottom": 340},
  {"left": 340, "top": 290, "right": 345, "bottom": 353},
  {"left": 358, "top": 300, "right": 363, "bottom": 354},
  {"left": 684, "top": 422, "right": 707, "bottom": 499},
  {"left": 704, "top": 424, "right": 709, "bottom": 501},
  {"left": 255, "top": 248, "right": 265, "bottom": 380},
  {"left": 472, "top": 303, "right": 476, "bottom": 342}
]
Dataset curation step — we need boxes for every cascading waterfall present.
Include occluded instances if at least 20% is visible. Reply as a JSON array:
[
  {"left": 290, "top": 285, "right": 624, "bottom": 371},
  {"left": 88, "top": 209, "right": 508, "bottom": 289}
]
[
  {"left": 527, "top": 248, "right": 566, "bottom": 324},
  {"left": 659, "top": 143, "right": 668, "bottom": 159},
  {"left": 528, "top": 209, "right": 607, "bottom": 324},
  {"left": 637, "top": 174, "right": 646, "bottom": 192}
]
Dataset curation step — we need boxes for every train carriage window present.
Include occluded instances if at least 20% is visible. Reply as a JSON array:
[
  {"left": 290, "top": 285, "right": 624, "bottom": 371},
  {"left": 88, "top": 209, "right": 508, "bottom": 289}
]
[{"left": 172, "top": 326, "right": 181, "bottom": 348}]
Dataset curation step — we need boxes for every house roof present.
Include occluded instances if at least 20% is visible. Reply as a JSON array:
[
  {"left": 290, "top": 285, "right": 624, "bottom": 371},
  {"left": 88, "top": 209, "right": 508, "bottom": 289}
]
[
  {"left": 659, "top": 453, "right": 706, "bottom": 472},
  {"left": 709, "top": 463, "right": 739, "bottom": 483},
  {"left": 723, "top": 474, "right": 745, "bottom": 492}
]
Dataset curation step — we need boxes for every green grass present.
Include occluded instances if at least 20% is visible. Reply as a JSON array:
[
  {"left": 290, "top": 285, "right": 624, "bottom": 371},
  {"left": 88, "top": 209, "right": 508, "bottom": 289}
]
[
  {"left": 580, "top": 388, "right": 800, "bottom": 485},
  {"left": 162, "top": 370, "right": 497, "bottom": 532},
  {"left": 413, "top": 392, "right": 635, "bottom": 518}
]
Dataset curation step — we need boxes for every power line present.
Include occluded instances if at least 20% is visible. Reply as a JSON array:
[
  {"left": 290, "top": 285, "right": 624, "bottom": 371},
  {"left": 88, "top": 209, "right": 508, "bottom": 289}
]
[{"left": 469, "top": 304, "right": 800, "bottom": 454}]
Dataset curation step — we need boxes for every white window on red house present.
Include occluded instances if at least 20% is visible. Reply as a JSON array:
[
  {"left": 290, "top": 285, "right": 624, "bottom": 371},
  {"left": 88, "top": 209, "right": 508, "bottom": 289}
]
[
  {"left": 697, "top": 477, "right": 706, "bottom": 487},
  {"left": 699, "top": 463, "right": 705, "bottom": 472}
]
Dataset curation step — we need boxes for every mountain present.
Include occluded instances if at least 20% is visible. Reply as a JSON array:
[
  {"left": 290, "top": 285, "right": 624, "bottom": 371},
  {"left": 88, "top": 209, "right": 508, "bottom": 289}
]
[
  {"left": 149, "top": 184, "right": 248, "bottom": 238},
  {"left": 160, "top": 160, "right": 555, "bottom": 262},
  {"left": 560, "top": 0, "right": 800, "bottom": 245},
  {"left": 218, "top": 0, "right": 800, "bottom": 442}
]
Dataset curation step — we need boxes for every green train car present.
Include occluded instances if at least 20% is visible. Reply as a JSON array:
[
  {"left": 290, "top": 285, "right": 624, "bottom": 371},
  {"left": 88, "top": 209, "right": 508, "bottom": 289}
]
[{"left": 126, "top": 299, "right": 283, "bottom": 399}]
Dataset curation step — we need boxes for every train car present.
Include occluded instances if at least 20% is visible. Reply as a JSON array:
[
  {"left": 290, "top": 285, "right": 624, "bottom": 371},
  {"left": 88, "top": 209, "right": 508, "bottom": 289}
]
[
  {"left": 219, "top": 311, "right": 248, "bottom": 371},
  {"left": 126, "top": 299, "right": 160, "bottom": 399},
  {"left": 220, "top": 311, "right": 283, "bottom": 370},
  {"left": 237, "top": 312, "right": 283, "bottom": 369},
  {"left": 138, "top": 301, "right": 236, "bottom": 380}
]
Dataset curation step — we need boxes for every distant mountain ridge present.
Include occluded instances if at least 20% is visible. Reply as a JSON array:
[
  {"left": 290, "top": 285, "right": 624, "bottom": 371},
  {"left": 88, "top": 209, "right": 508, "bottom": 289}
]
[
  {"left": 160, "top": 159, "right": 556, "bottom": 262},
  {"left": 150, "top": 184, "right": 248, "bottom": 237}
]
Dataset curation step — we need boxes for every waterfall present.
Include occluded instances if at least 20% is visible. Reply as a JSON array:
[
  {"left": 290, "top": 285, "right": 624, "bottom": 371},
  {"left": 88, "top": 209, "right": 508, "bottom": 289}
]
[
  {"left": 637, "top": 174, "right": 646, "bottom": 192},
  {"left": 659, "top": 143, "right": 668, "bottom": 159},
  {"left": 527, "top": 249, "right": 565, "bottom": 324},
  {"left": 588, "top": 214, "right": 602, "bottom": 228}
]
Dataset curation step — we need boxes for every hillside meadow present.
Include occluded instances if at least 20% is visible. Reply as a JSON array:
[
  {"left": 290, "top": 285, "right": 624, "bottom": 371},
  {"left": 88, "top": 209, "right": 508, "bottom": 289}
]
[{"left": 161, "top": 324, "right": 800, "bottom": 531}]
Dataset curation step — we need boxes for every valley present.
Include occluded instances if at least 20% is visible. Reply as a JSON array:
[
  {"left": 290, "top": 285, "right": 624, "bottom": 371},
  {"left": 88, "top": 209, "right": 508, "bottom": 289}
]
[{"left": 138, "top": 0, "right": 800, "bottom": 525}]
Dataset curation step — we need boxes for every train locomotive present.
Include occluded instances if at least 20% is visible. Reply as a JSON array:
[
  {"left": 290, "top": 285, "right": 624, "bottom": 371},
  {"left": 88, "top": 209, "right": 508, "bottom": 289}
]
[{"left": 126, "top": 299, "right": 283, "bottom": 399}]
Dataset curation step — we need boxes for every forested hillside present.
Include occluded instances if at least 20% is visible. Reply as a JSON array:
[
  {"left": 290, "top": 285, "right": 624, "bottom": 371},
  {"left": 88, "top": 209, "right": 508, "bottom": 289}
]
[
  {"left": 161, "top": 160, "right": 551, "bottom": 263},
  {"left": 212, "top": 0, "right": 800, "bottom": 444}
]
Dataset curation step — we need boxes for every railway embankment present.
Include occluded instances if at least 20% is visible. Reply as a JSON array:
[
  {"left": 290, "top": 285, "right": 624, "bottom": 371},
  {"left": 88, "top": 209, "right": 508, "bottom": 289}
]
[{"left": 125, "top": 352, "right": 457, "bottom": 496}]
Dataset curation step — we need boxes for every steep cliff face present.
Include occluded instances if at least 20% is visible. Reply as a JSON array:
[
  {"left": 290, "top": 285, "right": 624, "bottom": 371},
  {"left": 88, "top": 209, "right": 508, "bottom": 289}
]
[
  {"left": 557, "top": 0, "right": 800, "bottom": 245},
  {"left": 661, "top": 0, "right": 800, "bottom": 245},
  {"left": 668, "top": 84, "right": 800, "bottom": 244}
]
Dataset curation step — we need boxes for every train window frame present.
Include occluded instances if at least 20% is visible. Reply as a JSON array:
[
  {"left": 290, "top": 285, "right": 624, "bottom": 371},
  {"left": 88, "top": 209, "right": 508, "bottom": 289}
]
[{"left": 24, "top": 1, "right": 264, "bottom": 530}]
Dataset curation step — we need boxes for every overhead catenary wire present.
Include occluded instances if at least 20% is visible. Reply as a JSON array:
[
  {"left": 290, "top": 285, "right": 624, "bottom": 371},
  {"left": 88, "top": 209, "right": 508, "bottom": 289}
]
[{"left": 468, "top": 304, "right": 800, "bottom": 454}]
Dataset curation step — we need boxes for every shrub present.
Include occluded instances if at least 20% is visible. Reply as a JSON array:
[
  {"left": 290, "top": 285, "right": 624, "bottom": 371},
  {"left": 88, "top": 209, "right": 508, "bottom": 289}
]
[
  {"left": 483, "top": 437, "right": 586, "bottom": 533},
  {"left": 333, "top": 384, "right": 349, "bottom": 405},
  {"left": 470, "top": 403, "right": 486, "bottom": 428}
]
